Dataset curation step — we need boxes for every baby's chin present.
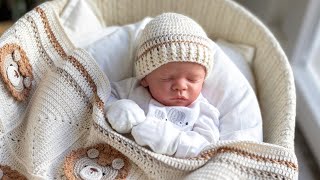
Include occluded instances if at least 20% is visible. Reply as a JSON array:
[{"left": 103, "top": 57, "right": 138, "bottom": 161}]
[{"left": 161, "top": 99, "right": 193, "bottom": 107}]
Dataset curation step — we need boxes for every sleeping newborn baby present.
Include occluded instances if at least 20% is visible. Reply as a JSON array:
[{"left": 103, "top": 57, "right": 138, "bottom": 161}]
[{"left": 105, "top": 13, "right": 261, "bottom": 158}]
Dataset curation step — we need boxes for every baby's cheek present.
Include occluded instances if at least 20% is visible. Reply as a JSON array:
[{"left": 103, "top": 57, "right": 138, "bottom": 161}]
[
  {"left": 196, "top": 83, "right": 204, "bottom": 91},
  {"left": 149, "top": 83, "right": 173, "bottom": 102},
  {"left": 149, "top": 88, "right": 163, "bottom": 100},
  {"left": 191, "top": 85, "right": 203, "bottom": 96},
  {"left": 155, "top": 83, "right": 170, "bottom": 93}
]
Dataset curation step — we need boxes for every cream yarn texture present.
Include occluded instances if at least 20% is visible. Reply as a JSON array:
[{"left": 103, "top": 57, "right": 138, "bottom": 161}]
[{"left": 135, "top": 13, "right": 215, "bottom": 79}]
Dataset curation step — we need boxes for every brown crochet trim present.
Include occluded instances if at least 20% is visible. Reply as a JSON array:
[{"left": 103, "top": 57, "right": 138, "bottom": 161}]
[
  {"left": 64, "top": 143, "right": 131, "bottom": 180},
  {"left": 214, "top": 157, "right": 288, "bottom": 179},
  {"left": 0, "top": 165, "right": 27, "bottom": 180},
  {"left": 35, "top": 7, "right": 67, "bottom": 58},
  {"left": 139, "top": 34, "right": 211, "bottom": 51},
  {"left": 26, "top": 15, "right": 54, "bottom": 68},
  {"left": 0, "top": 44, "right": 33, "bottom": 101},
  {"left": 136, "top": 40, "right": 211, "bottom": 61},
  {"left": 196, "top": 146, "right": 298, "bottom": 171},
  {"left": 57, "top": 67, "right": 92, "bottom": 108},
  {"left": 67, "top": 56, "right": 104, "bottom": 110},
  {"left": 26, "top": 14, "right": 93, "bottom": 111},
  {"left": 35, "top": 7, "right": 104, "bottom": 111}
]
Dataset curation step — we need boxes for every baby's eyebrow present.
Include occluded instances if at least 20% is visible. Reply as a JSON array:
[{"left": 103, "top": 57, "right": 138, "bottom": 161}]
[
  {"left": 188, "top": 73, "right": 205, "bottom": 78},
  {"left": 159, "top": 74, "right": 172, "bottom": 78},
  {"left": 159, "top": 71, "right": 172, "bottom": 76}
]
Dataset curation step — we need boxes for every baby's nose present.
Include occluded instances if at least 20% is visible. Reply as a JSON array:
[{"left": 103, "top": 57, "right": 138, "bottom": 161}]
[{"left": 172, "top": 79, "right": 187, "bottom": 91}]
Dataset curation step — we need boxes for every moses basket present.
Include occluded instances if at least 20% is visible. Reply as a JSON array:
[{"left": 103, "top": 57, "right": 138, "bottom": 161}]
[{"left": 0, "top": 0, "right": 297, "bottom": 179}]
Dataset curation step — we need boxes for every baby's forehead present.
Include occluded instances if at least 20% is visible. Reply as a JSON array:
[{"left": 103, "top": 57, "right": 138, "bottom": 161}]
[{"left": 154, "top": 62, "right": 206, "bottom": 75}]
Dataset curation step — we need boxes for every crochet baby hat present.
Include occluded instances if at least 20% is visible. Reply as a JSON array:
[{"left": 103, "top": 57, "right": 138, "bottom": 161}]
[{"left": 135, "top": 12, "right": 215, "bottom": 79}]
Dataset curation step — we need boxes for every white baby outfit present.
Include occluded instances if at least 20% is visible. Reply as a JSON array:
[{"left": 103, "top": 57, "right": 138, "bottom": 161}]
[{"left": 106, "top": 77, "right": 220, "bottom": 158}]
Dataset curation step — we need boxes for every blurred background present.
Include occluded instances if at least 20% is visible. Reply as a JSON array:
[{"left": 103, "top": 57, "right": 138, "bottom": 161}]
[
  {"left": 1, "top": 0, "right": 320, "bottom": 179},
  {"left": 0, "top": 0, "right": 45, "bottom": 20},
  {"left": 0, "top": 0, "right": 44, "bottom": 34}
]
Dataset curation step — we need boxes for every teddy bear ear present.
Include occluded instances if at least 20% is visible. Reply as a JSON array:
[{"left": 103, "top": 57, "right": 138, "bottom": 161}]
[
  {"left": 87, "top": 148, "right": 100, "bottom": 159},
  {"left": 112, "top": 158, "right": 125, "bottom": 170}
]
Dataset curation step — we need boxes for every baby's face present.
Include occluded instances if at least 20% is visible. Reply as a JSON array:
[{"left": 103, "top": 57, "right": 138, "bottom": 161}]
[{"left": 141, "top": 62, "right": 206, "bottom": 106}]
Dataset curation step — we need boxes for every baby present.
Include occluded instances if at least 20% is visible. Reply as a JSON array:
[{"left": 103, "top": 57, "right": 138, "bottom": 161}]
[{"left": 105, "top": 13, "right": 255, "bottom": 158}]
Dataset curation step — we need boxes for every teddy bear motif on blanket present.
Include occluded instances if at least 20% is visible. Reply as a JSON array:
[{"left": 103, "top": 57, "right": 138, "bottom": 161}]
[
  {"left": 0, "top": 43, "right": 33, "bottom": 101},
  {"left": 63, "top": 143, "right": 131, "bottom": 180}
]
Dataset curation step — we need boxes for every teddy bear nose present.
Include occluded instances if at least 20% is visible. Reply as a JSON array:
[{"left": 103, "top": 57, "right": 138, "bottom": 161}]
[
  {"left": 90, "top": 167, "right": 98, "bottom": 172},
  {"left": 80, "top": 165, "right": 103, "bottom": 180}
]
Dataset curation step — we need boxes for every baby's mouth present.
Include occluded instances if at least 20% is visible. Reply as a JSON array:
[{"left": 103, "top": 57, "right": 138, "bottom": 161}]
[{"left": 171, "top": 96, "right": 187, "bottom": 101}]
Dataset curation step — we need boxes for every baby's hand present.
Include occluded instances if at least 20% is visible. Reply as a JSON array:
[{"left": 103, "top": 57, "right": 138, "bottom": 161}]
[
  {"left": 131, "top": 116, "right": 181, "bottom": 155},
  {"left": 106, "top": 99, "right": 145, "bottom": 133}
]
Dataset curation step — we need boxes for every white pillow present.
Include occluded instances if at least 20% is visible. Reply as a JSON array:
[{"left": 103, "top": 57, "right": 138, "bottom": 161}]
[
  {"left": 216, "top": 39, "right": 256, "bottom": 92},
  {"left": 84, "top": 18, "right": 152, "bottom": 82},
  {"left": 202, "top": 43, "right": 262, "bottom": 140},
  {"left": 60, "top": 0, "right": 105, "bottom": 47}
]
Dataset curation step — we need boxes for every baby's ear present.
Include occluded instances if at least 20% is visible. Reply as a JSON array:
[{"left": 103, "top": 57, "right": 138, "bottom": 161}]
[{"left": 140, "top": 78, "right": 148, "bottom": 87}]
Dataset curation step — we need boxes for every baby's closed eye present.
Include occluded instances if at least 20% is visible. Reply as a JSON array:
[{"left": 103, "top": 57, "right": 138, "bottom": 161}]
[
  {"left": 160, "top": 77, "right": 173, "bottom": 81},
  {"left": 187, "top": 77, "right": 203, "bottom": 83}
]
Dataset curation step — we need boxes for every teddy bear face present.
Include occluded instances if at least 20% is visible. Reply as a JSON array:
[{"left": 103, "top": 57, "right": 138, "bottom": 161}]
[
  {"left": 64, "top": 144, "right": 130, "bottom": 180},
  {"left": 0, "top": 43, "right": 33, "bottom": 101},
  {"left": 74, "top": 157, "right": 124, "bottom": 180}
]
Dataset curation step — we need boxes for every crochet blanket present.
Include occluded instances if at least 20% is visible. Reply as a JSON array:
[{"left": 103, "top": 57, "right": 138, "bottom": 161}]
[{"left": 0, "top": 2, "right": 298, "bottom": 180}]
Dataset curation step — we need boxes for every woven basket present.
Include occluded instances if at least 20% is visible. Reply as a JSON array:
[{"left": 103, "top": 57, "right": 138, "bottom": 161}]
[
  {"left": 0, "top": 0, "right": 297, "bottom": 178},
  {"left": 53, "top": 0, "right": 296, "bottom": 150}
]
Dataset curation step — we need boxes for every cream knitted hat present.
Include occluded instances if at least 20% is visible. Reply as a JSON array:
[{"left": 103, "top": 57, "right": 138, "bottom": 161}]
[{"left": 135, "top": 13, "right": 215, "bottom": 79}]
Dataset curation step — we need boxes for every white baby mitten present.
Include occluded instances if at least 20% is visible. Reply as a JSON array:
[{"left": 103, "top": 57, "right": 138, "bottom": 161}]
[
  {"left": 132, "top": 116, "right": 181, "bottom": 155},
  {"left": 106, "top": 99, "right": 146, "bottom": 133}
]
